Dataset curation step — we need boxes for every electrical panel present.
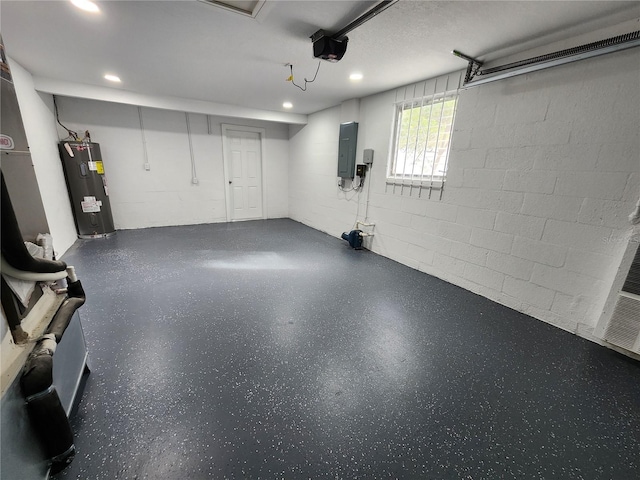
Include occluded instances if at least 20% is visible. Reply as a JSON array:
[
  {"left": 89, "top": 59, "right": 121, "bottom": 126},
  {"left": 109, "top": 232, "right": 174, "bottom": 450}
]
[{"left": 337, "top": 122, "right": 358, "bottom": 179}]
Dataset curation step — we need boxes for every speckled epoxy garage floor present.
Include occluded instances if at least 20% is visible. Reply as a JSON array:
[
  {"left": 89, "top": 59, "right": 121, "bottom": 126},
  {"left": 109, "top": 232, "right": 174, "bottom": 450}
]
[{"left": 55, "top": 219, "right": 639, "bottom": 480}]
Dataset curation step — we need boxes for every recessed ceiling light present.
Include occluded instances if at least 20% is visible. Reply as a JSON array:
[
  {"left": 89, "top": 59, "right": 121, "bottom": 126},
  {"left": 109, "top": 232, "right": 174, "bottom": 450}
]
[
  {"left": 104, "top": 74, "right": 121, "bottom": 83},
  {"left": 349, "top": 73, "right": 363, "bottom": 81},
  {"left": 282, "top": 102, "right": 293, "bottom": 109},
  {"left": 71, "top": 0, "right": 100, "bottom": 13}
]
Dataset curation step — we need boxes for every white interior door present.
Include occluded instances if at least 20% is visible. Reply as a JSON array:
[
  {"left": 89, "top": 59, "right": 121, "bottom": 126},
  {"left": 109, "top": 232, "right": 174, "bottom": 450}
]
[{"left": 222, "top": 126, "right": 264, "bottom": 221}]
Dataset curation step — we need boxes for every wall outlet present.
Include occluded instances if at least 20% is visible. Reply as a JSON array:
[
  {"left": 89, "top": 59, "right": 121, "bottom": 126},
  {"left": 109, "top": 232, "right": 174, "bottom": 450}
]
[
  {"left": 192, "top": 177, "right": 199, "bottom": 184},
  {"left": 144, "top": 163, "right": 151, "bottom": 171}
]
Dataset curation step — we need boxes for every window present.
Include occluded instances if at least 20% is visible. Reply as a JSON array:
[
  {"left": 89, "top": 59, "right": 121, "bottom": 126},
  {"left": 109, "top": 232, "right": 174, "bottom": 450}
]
[{"left": 387, "top": 91, "right": 458, "bottom": 188}]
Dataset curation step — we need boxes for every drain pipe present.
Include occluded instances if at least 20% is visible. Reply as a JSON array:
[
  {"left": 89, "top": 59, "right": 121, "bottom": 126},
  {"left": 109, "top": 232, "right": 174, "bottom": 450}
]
[
  {"left": 356, "top": 221, "right": 375, "bottom": 238},
  {"left": 356, "top": 221, "right": 375, "bottom": 228},
  {"left": 138, "top": 107, "right": 150, "bottom": 171},
  {"left": 186, "top": 112, "right": 199, "bottom": 184}
]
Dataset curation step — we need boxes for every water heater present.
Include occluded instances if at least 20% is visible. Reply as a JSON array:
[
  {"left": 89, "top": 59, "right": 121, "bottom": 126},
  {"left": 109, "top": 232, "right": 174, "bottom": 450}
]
[{"left": 58, "top": 141, "right": 115, "bottom": 238}]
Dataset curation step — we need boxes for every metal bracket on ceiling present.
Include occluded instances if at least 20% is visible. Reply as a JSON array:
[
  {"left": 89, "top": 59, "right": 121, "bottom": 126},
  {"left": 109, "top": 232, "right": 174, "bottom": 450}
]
[
  {"left": 453, "top": 30, "right": 640, "bottom": 88},
  {"left": 452, "top": 50, "right": 483, "bottom": 84}
]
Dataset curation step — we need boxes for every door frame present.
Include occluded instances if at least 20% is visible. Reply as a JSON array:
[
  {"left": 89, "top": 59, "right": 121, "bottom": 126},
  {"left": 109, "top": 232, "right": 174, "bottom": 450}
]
[{"left": 221, "top": 124, "right": 267, "bottom": 222}]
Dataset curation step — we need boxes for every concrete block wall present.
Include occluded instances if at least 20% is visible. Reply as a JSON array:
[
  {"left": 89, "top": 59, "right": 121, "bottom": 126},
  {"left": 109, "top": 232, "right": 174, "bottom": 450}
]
[
  {"left": 445, "top": 47, "right": 638, "bottom": 337},
  {"left": 289, "top": 42, "right": 639, "bottom": 339},
  {"left": 56, "top": 97, "right": 290, "bottom": 230},
  {"left": 289, "top": 107, "right": 362, "bottom": 236}
]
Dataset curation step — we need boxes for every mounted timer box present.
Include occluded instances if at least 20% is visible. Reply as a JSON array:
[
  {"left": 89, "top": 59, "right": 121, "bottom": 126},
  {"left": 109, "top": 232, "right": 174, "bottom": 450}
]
[{"left": 337, "top": 122, "right": 358, "bottom": 179}]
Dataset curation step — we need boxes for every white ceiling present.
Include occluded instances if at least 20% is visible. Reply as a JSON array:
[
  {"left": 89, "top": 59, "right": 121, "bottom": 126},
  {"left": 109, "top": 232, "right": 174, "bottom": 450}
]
[{"left": 1, "top": 0, "right": 638, "bottom": 116}]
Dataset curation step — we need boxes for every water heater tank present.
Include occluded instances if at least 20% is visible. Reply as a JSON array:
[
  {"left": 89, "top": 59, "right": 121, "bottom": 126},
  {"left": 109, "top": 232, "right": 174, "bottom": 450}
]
[{"left": 58, "top": 141, "right": 115, "bottom": 238}]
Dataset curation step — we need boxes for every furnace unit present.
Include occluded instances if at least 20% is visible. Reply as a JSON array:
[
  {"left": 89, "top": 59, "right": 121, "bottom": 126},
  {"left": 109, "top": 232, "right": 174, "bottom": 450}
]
[{"left": 58, "top": 141, "right": 115, "bottom": 238}]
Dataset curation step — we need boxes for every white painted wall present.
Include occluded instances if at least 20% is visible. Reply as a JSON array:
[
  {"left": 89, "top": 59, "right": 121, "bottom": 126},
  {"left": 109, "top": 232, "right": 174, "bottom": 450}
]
[
  {"left": 55, "top": 97, "right": 289, "bottom": 230},
  {"left": 289, "top": 107, "right": 352, "bottom": 235},
  {"left": 289, "top": 40, "right": 639, "bottom": 339},
  {"left": 34, "top": 77, "right": 307, "bottom": 125},
  {"left": 9, "top": 58, "right": 77, "bottom": 256}
]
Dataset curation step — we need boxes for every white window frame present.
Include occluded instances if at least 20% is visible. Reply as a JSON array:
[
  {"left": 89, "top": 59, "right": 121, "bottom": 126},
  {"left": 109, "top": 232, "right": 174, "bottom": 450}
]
[{"left": 387, "top": 90, "right": 459, "bottom": 190}]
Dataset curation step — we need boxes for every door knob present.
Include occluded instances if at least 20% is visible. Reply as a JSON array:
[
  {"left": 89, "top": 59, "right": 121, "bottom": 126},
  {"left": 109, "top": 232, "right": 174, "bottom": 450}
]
[{"left": 229, "top": 180, "right": 232, "bottom": 184}]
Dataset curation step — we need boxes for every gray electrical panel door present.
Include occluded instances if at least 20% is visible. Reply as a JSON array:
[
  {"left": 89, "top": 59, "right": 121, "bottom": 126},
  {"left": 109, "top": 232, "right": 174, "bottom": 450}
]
[{"left": 337, "top": 122, "right": 358, "bottom": 178}]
